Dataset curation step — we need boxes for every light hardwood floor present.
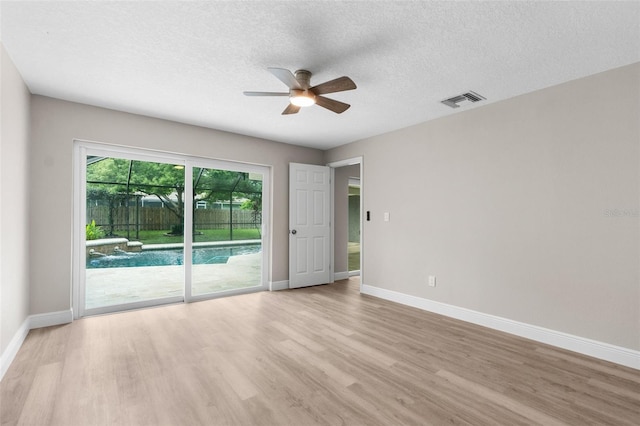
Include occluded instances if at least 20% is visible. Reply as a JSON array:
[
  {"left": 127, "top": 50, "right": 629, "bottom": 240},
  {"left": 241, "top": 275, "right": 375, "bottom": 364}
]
[{"left": 2, "top": 278, "right": 639, "bottom": 425}]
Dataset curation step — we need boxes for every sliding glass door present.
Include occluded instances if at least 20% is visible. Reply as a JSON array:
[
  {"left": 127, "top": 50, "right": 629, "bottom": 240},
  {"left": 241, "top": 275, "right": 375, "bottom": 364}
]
[
  {"left": 188, "top": 162, "right": 265, "bottom": 300},
  {"left": 75, "top": 142, "right": 269, "bottom": 317}
]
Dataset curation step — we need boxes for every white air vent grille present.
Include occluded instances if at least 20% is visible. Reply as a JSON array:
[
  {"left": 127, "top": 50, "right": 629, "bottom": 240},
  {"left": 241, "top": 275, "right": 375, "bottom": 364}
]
[{"left": 441, "top": 91, "right": 486, "bottom": 109}]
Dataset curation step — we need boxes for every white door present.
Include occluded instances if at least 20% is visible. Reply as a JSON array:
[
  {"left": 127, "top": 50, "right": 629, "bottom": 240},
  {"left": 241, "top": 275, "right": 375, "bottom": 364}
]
[{"left": 289, "top": 163, "right": 331, "bottom": 288}]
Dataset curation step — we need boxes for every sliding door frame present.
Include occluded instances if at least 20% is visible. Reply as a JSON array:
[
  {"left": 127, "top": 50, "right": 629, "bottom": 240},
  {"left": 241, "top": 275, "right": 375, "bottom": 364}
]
[
  {"left": 186, "top": 157, "right": 270, "bottom": 303},
  {"left": 72, "top": 140, "right": 271, "bottom": 319}
]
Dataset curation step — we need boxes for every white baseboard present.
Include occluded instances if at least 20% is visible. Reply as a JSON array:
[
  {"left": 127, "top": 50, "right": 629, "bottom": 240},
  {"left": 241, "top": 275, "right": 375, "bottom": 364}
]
[
  {"left": 0, "top": 317, "right": 30, "bottom": 381},
  {"left": 362, "top": 284, "right": 640, "bottom": 371},
  {"left": 29, "top": 309, "right": 73, "bottom": 329},
  {"left": 1, "top": 309, "right": 74, "bottom": 381},
  {"left": 269, "top": 280, "right": 289, "bottom": 291},
  {"left": 348, "top": 270, "right": 361, "bottom": 277},
  {"left": 334, "top": 271, "right": 349, "bottom": 281}
]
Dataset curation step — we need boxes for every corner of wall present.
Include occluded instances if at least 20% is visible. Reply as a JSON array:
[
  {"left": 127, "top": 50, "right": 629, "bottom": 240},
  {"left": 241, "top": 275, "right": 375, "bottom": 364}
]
[
  {"left": 0, "top": 42, "right": 32, "bottom": 373},
  {"left": 0, "top": 317, "right": 29, "bottom": 381}
]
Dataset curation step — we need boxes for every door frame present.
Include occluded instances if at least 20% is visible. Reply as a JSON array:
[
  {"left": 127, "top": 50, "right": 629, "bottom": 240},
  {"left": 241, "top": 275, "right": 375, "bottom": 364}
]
[
  {"left": 347, "top": 176, "right": 361, "bottom": 277},
  {"left": 327, "top": 156, "right": 363, "bottom": 291},
  {"left": 72, "top": 139, "right": 271, "bottom": 318}
]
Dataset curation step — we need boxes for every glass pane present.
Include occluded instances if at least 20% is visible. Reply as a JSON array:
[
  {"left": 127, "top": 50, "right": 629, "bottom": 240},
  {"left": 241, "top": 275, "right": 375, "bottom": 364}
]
[
  {"left": 191, "top": 167, "right": 262, "bottom": 296},
  {"left": 85, "top": 156, "right": 185, "bottom": 309}
]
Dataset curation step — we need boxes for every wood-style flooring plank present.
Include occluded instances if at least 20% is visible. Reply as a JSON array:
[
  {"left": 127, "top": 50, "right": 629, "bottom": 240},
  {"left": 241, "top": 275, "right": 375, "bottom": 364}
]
[{"left": 2, "top": 277, "right": 640, "bottom": 426}]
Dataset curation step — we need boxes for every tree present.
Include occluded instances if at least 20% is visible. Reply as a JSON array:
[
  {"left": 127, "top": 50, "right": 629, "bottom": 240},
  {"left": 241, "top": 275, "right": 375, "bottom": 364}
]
[
  {"left": 193, "top": 168, "right": 263, "bottom": 238},
  {"left": 86, "top": 158, "right": 262, "bottom": 236},
  {"left": 193, "top": 168, "right": 262, "bottom": 205},
  {"left": 87, "top": 157, "right": 186, "bottom": 234}
]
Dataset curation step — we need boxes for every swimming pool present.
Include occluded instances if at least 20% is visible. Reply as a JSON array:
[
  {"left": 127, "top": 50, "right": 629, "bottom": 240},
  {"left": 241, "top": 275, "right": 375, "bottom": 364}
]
[{"left": 87, "top": 244, "right": 261, "bottom": 269}]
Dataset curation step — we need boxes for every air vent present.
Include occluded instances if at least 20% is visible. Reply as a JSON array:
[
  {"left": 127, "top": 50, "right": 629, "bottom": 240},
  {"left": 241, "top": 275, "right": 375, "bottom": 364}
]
[{"left": 441, "top": 91, "right": 486, "bottom": 109}]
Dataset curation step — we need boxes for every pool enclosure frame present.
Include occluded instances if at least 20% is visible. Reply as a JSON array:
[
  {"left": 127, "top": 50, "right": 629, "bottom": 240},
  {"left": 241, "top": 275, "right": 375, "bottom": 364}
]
[
  {"left": 72, "top": 140, "right": 271, "bottom": 318},
  {"left": 85, "top": 156, "right": 263, "bottom": 242}
]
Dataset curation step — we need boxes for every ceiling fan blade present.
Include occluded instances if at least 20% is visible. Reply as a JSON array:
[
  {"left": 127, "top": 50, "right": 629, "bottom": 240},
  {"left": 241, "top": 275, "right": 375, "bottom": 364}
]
[
  {"left": 310, "top": 76, "right": 357, "bottom": 95},
  {"left": 315, "top": 96, "right": 350, "bottom": 114},
  {"left": 268, "top": 67, "right": 302, "bottom": 90},
  {"left": 243, "top": 91, "right": 289, "bottom": 97},
  {"left": 282, "top": 104, "right": 301, "bottom": 115}
]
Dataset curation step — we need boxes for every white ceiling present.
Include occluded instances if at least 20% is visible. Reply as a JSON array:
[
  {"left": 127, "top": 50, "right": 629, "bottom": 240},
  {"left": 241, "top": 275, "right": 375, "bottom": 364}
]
[{"left": 1, "top": 1, "right": 639, "bottom": 150}]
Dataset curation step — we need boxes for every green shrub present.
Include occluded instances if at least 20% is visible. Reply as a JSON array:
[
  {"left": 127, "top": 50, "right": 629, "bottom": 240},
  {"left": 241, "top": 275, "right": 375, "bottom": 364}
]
[
  {"left": 86, "top": 220, "right": 105, "bottom": 240},
  {"left": 170, "top": 224, "right": 184, "bottom": 235}
]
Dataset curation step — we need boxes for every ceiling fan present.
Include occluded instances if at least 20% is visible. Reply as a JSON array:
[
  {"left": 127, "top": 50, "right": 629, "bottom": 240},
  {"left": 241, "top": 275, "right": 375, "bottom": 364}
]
[{"left": 244, "top": 68, "right": 357, "bottom": 115}]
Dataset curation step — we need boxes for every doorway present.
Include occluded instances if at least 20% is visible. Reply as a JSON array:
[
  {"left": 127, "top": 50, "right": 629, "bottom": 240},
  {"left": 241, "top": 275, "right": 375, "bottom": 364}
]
[
  {"left": 74, "top": 141, "right": 270, "bottom": 318},
  {"left": 328, "top": 157, "right": 363, "bottom": 286},
  {"left": 348, "top": 177, "right": 360, "bottom": 275}
]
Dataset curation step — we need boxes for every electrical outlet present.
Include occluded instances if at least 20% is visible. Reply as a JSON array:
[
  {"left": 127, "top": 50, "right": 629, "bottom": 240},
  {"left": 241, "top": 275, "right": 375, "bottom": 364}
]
[{"left": 428, "top": 276, "right": 436, "bottom": 287}]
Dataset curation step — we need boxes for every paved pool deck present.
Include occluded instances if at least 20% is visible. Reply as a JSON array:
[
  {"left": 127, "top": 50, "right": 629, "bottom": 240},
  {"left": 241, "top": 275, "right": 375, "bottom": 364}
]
[{"left": 85, "top": 252, "right": 261, "bottom": 309}]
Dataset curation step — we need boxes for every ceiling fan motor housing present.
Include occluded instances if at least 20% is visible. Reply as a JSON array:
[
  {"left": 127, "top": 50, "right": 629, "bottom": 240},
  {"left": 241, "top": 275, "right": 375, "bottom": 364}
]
[
  {"left": 294, "top": 70, "right": 312, "bottom": 88},
  {"left": 289, "top": 71, "right": 315, "bottom": 106}
]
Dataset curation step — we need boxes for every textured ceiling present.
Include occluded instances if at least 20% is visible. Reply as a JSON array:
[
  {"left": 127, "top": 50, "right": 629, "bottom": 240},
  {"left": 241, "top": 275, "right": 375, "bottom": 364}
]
[{"left": 1, "top": 1, "right": 639, "bottom": 150}]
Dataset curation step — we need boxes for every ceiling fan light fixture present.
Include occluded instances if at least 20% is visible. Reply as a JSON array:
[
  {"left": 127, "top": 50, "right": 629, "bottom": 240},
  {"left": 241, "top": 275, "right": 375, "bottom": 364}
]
[
  {"left": 245, "top": 68, "right": 355, "bottom": 114},
  {"left": 290, "top": 89, "right": 316, "bottom": 107}
]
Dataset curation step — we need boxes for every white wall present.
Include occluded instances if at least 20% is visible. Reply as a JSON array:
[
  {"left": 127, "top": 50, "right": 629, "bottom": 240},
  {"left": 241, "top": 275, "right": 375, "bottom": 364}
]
[
  {"left": 325, "top": 63, "right": 640, "bottom": 351},
  {"left": 0, "top": 44, "right": 31, "bottom": 356},
  {"left": 29, "top": 96, "right": 324, "bottom": 315}
]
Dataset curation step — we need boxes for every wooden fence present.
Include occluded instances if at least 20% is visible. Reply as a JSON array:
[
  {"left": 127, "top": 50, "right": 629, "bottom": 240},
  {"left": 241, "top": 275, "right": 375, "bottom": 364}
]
[{"left": 87, "top": 206, "right": 260, "bottom": 231}]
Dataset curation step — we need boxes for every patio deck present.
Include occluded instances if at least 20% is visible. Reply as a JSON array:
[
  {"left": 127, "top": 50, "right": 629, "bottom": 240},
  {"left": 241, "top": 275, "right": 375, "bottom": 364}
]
[{"left": 85, "top": 252, "right": 261, "bottom": 309}]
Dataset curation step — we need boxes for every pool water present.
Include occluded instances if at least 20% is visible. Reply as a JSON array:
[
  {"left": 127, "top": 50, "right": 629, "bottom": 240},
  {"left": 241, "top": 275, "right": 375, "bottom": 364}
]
[{"left": 87, "top": 245, "right": 261, "bottom": 269}]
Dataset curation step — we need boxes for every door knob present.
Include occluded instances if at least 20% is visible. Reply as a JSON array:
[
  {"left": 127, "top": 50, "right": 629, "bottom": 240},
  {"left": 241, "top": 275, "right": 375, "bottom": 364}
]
[{"left": 291, "top": 229, "right": 297, "bottom": 235}]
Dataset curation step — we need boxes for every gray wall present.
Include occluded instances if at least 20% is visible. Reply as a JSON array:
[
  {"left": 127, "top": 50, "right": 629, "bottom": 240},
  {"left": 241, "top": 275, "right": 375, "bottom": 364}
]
[
  {"left": 29, "top": 96, "right": 324, "bottom": 315},
  {"left": 325, "top": 63, "right": 640, "bottom": 351},
  {"left": 0, "top": 44, "right": 31, "bottom": 355}
]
